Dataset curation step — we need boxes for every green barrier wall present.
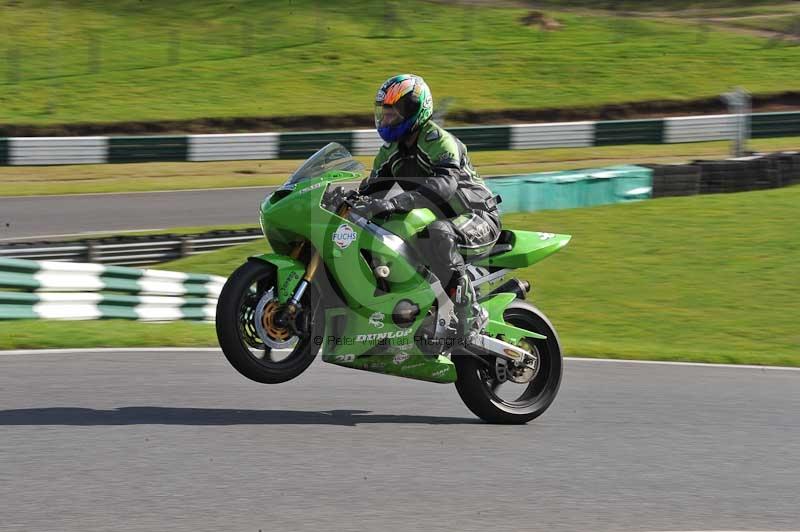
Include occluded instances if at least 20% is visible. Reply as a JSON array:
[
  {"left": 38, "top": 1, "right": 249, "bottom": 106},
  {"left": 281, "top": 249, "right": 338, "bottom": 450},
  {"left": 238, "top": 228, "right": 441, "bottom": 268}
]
[
  {"left": 279, "top": 131, "right": 354, "bottom": 159},
  {"left": 487, "top": 165, "right": 653, "bottom": 213},
  {"left": 450, "top": 125, "right": 512, "bottom": 151},
  {"left": 595, "top": 119, "right": 665, "bottom": 146},
  {"left": 108, "top": 136, "right": 189, "bottom": 163},
  {"left": 2, "top": 112, "right": 798, "bottom": 166},
  {"left": 751, "top": 112, "right": 800, "bottom": 139}
]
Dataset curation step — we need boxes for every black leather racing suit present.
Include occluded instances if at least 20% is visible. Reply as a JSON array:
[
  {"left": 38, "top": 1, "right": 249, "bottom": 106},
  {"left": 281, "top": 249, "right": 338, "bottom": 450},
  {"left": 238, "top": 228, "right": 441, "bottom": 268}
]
[{"left": 357, "top": 120, "right": 501, "bottom": 291}]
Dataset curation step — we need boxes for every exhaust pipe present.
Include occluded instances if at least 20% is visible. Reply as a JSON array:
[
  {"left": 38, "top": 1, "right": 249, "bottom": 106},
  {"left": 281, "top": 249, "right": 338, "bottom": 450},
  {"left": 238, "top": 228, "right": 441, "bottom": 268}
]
[{"left": 487, "top": 278, "right": 530, "bottom": 300}]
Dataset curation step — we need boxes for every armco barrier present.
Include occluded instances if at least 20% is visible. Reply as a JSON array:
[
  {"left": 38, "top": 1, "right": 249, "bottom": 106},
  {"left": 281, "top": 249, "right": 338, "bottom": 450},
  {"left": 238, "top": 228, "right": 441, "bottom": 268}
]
[
  {"left": 0, "top": 258, "right": 223, "bottom": 321},
  {"left": 0, "top": 138, "right": 8, "bottom": 165},
  {"left": 108, "top": 136, "right": 189, "bottom": 164},
  {"left": 188, "top": 133, "right": 279, "bottom": 162},
  {"left": 0, "top": 228, "right": 264, "bottom": 266},
  {"left": 1, "top": 111, "right": 797, "bottom": 165},
  {"left": 9, "top": 136, "right": 106, "bottom": 165}
]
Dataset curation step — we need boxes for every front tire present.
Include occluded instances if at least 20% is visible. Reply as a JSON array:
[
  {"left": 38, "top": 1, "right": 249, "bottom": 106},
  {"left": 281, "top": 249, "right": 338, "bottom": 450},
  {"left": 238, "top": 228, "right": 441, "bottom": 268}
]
[
  {"left": 215, "top": 260, "right": 321, "bottom": 384},
  {"left": 454, "top": 301, "right": 563, "bottom": 424}
]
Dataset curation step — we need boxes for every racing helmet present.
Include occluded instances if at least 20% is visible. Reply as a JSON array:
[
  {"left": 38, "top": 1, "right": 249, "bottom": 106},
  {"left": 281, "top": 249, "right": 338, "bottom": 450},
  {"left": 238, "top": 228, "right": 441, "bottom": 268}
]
[{"left": 374, "top": 74, "right": 433, "bottom": 143}]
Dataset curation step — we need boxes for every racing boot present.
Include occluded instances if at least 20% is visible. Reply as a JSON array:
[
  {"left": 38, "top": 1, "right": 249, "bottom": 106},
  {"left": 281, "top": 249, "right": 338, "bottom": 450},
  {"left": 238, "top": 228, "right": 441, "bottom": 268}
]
[{"left": 450, "top": 273, "right": 488, "bottom": 340}]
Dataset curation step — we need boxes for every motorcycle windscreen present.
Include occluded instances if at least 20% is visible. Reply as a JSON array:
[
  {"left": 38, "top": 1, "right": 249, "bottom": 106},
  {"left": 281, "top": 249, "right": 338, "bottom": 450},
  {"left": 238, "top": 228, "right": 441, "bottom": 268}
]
[{"left": 282, "top": 142, "right": 364, "bottom": 189}]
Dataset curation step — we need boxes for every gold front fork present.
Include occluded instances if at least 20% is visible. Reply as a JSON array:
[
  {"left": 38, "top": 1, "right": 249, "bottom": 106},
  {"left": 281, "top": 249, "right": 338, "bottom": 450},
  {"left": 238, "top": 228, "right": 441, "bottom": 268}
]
[{"left": 287, "top": 203, "right": 350, "bottom": 309}]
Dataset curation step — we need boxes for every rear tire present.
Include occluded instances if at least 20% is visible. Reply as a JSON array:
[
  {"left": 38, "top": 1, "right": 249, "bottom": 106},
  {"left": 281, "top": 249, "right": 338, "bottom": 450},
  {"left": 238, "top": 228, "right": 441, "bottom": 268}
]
[
  {"left": 215, "top": 260, "right": 321, "bottom": 384},
  {"left": 454, "top": 301, "right": 563, "bottom": 424}
]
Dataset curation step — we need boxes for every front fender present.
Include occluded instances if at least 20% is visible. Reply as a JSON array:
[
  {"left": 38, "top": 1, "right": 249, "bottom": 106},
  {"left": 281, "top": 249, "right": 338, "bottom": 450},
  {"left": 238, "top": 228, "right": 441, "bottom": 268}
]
[
  {"left": 481, "top": 293, "right": 547, "bottom": 344},
  {"left": 249, "top": 253, "right": 306, "bottom": 303}
]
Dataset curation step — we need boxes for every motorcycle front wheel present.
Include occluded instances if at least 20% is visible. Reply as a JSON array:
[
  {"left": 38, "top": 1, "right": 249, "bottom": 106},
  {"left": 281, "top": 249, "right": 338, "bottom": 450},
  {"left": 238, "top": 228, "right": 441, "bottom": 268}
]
[
  {"left": 454, "top": 300, "right": 563, "bottom": 424},
  {"left": 215, "top": 260, "right": 321, "bottom": 384}
]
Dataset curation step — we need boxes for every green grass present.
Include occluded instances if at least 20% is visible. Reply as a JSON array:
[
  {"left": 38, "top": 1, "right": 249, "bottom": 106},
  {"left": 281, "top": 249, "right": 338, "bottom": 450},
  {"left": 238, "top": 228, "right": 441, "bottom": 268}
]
[
  {"left": 163, "top": 186, "right": 800, "bottom": 366},
  {"left": 2, "top": 136, "right": 798, "bottom": 197},
  {"left": 165, "top": 184, "right": 800, "bottom": 366},
  {"left": 531, "top": 0, "right": 793, "bottom": 11},
  {"left": 2, "top": 185, "right": 797, "bottom": 366},
  {"left": 723, "top": 14, "right": 800, "bottom": 34},
  {"left": 0, "top": 320, "right": 216, "bottom": 350},
  {"left": 0, "top": 159, "right": 300, "bottom": 197},
  {"left": 1, "top": 1, "right": 800, "bottom": 125},
  {"left": 154, "top": 238, "right": 270, "bottom": 278},
  {"left": 505, "top": 186, "right": 800, "bottom": 366}
]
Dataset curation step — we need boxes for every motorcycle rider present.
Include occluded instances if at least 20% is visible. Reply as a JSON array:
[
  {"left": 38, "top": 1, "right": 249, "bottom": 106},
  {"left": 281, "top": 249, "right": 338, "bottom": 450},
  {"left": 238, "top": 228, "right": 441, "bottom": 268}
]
[{"left": 355, "top": 74, "right": 501, "bottom": 340}]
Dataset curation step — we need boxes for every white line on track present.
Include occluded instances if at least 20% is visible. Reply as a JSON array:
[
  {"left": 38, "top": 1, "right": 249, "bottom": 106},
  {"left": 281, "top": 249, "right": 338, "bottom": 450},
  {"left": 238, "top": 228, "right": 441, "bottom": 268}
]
[
  {"left": 0, "top": 347, "right": 220, "bottom": 356},
  {"left": 565, "top": 357, "right": 800, "bottom": 372},
  {"left": 0, "top": 348, "right": 798, "bottom": 372}
]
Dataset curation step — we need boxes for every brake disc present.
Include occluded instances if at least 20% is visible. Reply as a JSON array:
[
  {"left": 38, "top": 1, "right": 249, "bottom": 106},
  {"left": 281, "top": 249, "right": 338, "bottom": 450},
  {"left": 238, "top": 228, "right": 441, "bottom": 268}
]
[
  {"left": 253, "top": 289, "right": 299, "bottom": 350},
  {"left": 495, "top": 343, "right": 540, "bottom": 384}
]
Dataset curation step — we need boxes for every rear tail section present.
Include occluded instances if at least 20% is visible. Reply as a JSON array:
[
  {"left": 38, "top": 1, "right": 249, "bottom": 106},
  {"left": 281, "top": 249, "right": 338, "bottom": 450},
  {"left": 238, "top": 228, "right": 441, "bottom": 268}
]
[{"left": 473, "top": 230, "right": 571, "bottom": 269}]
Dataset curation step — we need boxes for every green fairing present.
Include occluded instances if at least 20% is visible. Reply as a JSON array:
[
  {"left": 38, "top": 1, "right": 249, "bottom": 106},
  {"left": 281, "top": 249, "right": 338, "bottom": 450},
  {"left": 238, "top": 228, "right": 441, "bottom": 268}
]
[
  {"left": 481, "top": 293, "right": 547, "bottom": 345},
  {"left": 250, "top": 143, "right": 568, "bottom": 385},
  {"left": 258, "top": 169, "right": 451, "bottom": 381},
  {"left": 346, "top": 353, "right": 456, "bottom": 384},
  {"left": 474, "top": 230, "right": 571, "bottom": 269},
  {"left": 380, "top": 208, "right": 436, "bottom": 241},
  {"left": 248, "top": 253, "right": 306, "bottom": 302}
]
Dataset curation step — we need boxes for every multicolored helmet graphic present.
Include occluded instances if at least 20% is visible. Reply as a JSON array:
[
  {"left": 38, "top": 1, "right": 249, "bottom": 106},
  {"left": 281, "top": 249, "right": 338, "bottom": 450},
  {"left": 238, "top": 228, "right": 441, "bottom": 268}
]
[{"left": 374, "top": 74, "right": 433, "bottom": 143}]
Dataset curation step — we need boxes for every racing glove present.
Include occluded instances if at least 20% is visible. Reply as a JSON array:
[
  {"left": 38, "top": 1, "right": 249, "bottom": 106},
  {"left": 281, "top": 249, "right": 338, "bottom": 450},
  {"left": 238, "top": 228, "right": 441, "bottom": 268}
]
[{"left": 355, "top": 197, "right": 399, "bottom": 219}]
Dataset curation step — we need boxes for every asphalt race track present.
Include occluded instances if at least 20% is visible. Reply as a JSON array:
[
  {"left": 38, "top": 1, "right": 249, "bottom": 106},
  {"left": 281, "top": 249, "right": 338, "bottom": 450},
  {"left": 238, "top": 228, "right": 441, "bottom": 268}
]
[
  {"left": 1, "top": 350, "right": 798, "bottom": 531},
  {"left": 0, "top": 187, "right": 278, "bottom": 241},
  {"left": 0, "top": 183, "right": 360, "bottom": 242}
]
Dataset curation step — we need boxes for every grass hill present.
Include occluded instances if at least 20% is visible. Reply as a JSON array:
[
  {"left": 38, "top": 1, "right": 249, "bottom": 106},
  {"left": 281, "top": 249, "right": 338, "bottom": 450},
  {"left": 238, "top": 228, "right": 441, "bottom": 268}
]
[{"left": 1, "top": 0, "right": 799, "bottom": 126}]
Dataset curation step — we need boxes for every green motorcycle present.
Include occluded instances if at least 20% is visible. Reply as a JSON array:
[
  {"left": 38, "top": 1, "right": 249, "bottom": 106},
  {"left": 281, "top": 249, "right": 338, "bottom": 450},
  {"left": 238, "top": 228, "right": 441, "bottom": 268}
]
[{"left": 216, "top": 143, "right": 571, "bottom": 424}]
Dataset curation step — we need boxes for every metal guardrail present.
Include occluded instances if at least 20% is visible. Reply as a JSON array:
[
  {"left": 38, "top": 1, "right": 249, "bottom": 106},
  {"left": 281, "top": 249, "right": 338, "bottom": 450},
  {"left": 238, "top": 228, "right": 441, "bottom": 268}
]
[{"left": 0, "top": 229, "right": 264, "bottom": 267}]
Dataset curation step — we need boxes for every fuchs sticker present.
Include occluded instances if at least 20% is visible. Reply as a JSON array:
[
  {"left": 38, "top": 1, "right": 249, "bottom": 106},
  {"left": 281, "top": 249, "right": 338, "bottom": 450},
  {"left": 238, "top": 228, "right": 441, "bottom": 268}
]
[
  {"left": 369, "top": 312, "right": 385, "bottom": 329},
  {"left": 539, "top": 232, "right": 556, "bottom": 240},
  {"left": 393, "top": 353, "right": 410, "bottom": 365},
  {"left": 332, "top": 224, "right": 357, "bottom": 249}
]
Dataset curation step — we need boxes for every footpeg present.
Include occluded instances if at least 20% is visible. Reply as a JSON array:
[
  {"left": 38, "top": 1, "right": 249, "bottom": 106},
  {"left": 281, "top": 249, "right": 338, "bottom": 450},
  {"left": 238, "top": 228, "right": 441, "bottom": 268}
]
[{"left": 471, "top": 304, "right": 488, "bottom": 334}]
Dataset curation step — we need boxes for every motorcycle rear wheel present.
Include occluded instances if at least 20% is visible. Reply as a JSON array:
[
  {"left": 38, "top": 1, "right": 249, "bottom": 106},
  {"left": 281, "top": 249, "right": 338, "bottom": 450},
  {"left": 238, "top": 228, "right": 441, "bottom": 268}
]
[
  {"left": 216, "top": 260, "right": 321, "bottom": 384},
  {"left": 454, "top": 300, "right": 563, "bottom": 424}
]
